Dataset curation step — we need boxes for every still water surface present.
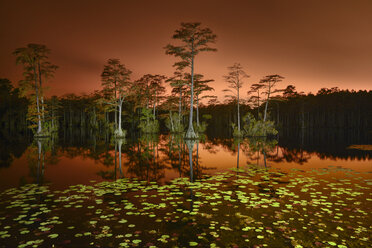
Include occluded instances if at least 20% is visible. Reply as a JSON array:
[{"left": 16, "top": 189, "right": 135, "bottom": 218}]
[
  {"left": 1, "top": 133, "right": 371, "bottom": 191},
  {"left": 0, "top": 132, "right": 371, "bottom": 247}
]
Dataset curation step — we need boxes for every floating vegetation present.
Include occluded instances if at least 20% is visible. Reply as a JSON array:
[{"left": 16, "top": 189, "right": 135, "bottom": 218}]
[{"left": 0, "top": 165, "right": 371, "bottom": 247}]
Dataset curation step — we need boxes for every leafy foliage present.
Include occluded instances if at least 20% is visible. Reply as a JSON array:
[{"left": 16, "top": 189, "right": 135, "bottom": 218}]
[
  {"left": 139, "top": 108, "right": 159, "bottom": 133},
  {"left": 13, "top": 44, "right": 58, "bottom": 136},
  {"left": 101, "top": 58, "right": 132, "bottom": 137},
  {"left": 242, "top": 112, "right": 278, "bottom": 136},
  {"left": 165, "top": 112, "right": 185, "bottom": 133}
]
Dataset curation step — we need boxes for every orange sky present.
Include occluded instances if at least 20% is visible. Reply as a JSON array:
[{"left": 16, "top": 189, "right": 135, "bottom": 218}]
[{"left": 1, "top": 0, "right": 371, "bottom": 101}]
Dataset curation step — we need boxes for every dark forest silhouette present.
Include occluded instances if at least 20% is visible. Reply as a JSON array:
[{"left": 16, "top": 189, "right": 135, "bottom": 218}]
[
  {"left": 1, "top": 77, "right": 372, "bottom": 137},
  {"left": 2, "top": 77, "right": 372, "bottom": 137}
]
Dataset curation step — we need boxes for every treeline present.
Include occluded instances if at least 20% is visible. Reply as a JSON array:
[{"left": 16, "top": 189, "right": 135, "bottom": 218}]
[
  {"left": 270, "top": 86, "right": 372, "bottom": 130},
  {"left": 9, "top": 76, "right": 369, "bottom": 140},
  {"left": 0, "top": 79, "right": 28, "bottom": 134},
  {"left": 2, "top": 78, "right": 372, "bottom": 138},
  {"left": 199, "top": 87, "right": 372, "bottom": 137}
]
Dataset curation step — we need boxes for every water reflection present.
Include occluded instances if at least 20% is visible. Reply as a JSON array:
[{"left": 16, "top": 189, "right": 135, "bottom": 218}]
[
  {"left": 0, "top": 132, "right": 30, "bottom": 168},
  {"left": 186, "top": 139, "right": 195, "bottom": 182},
  {"left": 0, "top": 130, "right": 371, "bottom": 191},
  {"left": 25, "top": 136, "right": 59, "bottom": 186},
  {"left": 117, "top": 138, "right": 125, "bottom": 178},
  {"left": 123, "top": 134, "right": 178, "bottom": 183}
]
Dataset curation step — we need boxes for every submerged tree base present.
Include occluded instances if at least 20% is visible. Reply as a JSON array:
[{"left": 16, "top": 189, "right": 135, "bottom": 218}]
[
  {"left": 184, "top": 128, "right": 198, "bottom": 140},
  {"left": 114, "top": 129, "right": 127, "bottom": 138}
]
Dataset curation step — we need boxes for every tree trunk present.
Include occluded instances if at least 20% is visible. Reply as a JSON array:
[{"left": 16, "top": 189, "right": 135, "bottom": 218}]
[
  {"left": 169, "top": 110, "right": 174, "bottom": 132},
  {"left": 51, "top": 109, "right": 54, "bottom": 130},
  {"left": 118, "top": 139, "right": 123, "bottom": 177},
  {"left": 116, "top": 98, "right": 125, "bottom": 137},
  {"left": 237, "top": 86, "right": 240, "bottom": 132},
  {"left": 237, "top": 141, "right": 240, "bottom": 169},
  {"left": 114, "top": 81, "right": 117, "bottom": 130},
  {"left": 81, "top": 109, "right": 84, "bottom": 128},
  {"left": 257, "top": 90, "right": 260, "bottom": 120},
  {"left": 93, "top": 107, "right": 96, "bottom": 129},
  {"left": 38, "top": 62, "right": 45, "bottom": 124},
  {"left": 300, "top": 102, "right": 305, "bottom": 129},
  {"left": 33, "top": 66, "right": 42, "bottom": 135},
  {"left": 178, "top": 141, "right": 182, "bottom": 177},
  {"left": 63, "top": 109, "right": 66, "bottom": 128},
  {"left": 185, "top": 43, "right": 197, "bottom": 139},
  {"left": 153, "top": 91, "right": 156, "bottom": 120},
  {"left": 37, "top": 140, "right": 41, "bottom": 184},
  {"left": 114, "top": 141, "right": 117, "bottom": 180},
  {"left": 196, "top": 93, "right": 200, "bottom": 128},
  {"left": 69, "top": 106, "right": 73, "bottom": 127},
  {"left": 276, "top": 103, "right": 280, "bottom": 125},
  {"left": 179, "top": 87, "right": 182, "bottom": 126},
  {"left": 186, "top": 140, "right": 195, "bottom": 182},
  {"left": 263, "top": 84, "right": 271, "bottom": 122}
]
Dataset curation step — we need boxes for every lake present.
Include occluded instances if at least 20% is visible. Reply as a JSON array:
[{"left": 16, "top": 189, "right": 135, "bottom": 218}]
[{"left": 0, "top": 130, "right": 371, "bottom": 247}]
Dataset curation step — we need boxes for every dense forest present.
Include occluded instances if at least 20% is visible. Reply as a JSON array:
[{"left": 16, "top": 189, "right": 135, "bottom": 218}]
[{"left": 1, "top": 77, "right": 372, "bottom": 138}]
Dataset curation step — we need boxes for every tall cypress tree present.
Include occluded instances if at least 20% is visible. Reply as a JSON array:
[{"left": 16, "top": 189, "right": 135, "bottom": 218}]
[
  {"left": 13, "top": 44, "right": 58, "bottom": 136},
  {"left": 165, "top": 22, "right": 217, "bottom": 139},
  {"left": 223, "top": 63, "right": 249, "bottom": 136},
  {"left": 101, "top": 59, "right": 132, "bottom": 137}
]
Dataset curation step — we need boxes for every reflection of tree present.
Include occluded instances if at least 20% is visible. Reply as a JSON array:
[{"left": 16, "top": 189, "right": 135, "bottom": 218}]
[
  {"left": 164, "top": 134, "right": 185, "bottom": 177},
  {"left": 162, "top": 134, "right": 214, "bottom": 181},
  {"left": 5, "top": 130, "right": 369, "bottom": 194},
  {"left": 278, "top": 129, "right": 372, "bottom": 161},
  {"left": 232, "top": 138, "right": 243, "bottom": 169},
  {"left": 26, "top": 137, "right": 58, "bottom": 186},
  {"left": 0, "top": 132, "right": 30, "bottom": 168},
  {"left": 272, "top": 147, "right": 311, "bottom": 165},
  {"left": 241, "top": 137, "right": 277, "bottom": 167},
  {"left": 205, "top": 137, "right": 235, "bottom": 155},
  {"left": 186, "top": 140, "right": 195, "bottom": 182},
  {"left": 200, "top": 139, "right": 219, "bottom": 154},
  {"left": 96, "top": 138, "right": 127, "bottom": 180},
  {"left": 192, "top": 135, "right": 214, "bottom": 179},
  {"left": 58, "top": 129, "right": 120, "bottom": 176},
  {"left": 116, "top": 139, "right": 125, "bottom": 178},
  {"left": 124, "top": 134, "right": 167, "bottom": 182}
]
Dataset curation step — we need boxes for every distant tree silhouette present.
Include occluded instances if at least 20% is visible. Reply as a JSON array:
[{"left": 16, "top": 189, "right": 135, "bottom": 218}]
[
  {"left": 0, "top": 78, "right": 28, "bottom": 133},
  {"left": 248, "top": 83, "right": 264, "bottom": 119},
  {"left": 257, "top": 74, "right": 284, "bottom": 122},
  {"left": 223, "top": 63, "right": 249, "bottom": 136}
]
